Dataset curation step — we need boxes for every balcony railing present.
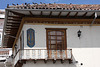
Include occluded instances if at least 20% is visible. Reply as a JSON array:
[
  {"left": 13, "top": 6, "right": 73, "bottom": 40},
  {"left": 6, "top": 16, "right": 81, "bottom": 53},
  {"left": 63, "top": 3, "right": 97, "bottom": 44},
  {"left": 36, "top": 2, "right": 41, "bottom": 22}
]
[
  {"left": 14, "top": 49, "right": 72, "bottom": 66},
  {"left": 0, "top": 51, "right": 9, "bottom": 56}
]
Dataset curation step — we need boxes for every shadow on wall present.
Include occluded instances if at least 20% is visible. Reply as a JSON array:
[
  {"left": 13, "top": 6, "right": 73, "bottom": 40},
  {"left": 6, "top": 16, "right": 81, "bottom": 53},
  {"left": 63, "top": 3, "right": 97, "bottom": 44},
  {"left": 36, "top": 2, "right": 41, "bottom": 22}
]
[
  {"left": 71, "top": 54, "right": 83, "bottom": 67},
  {"left": 22, "top": 59, "right": 77, "bottom": 67}
]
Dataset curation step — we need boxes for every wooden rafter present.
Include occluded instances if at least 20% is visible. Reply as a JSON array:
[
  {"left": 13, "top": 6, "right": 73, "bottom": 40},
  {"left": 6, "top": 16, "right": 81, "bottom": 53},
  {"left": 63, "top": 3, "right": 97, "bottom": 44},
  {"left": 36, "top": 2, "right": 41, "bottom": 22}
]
[
  {"left": 41, "top": 11, "right": 43, "bottom": 16},
  {"left": 90, "top": 12, "right": 95, "bottom": 18},
  {"left": 6, "top": 27, "right": 19, "bottom": 28},
  {"left": 24, "top": 17, "right": 99, "bottom": 22},
  {"left": 49, "top": 11, "right": 52, "bottom": 17},
  {"left": 8, "top": 16, "right": 22, "bottom": 18},
  {"left": 74, "top": 12, "right": 78, "bottom": 17},
  {"left": 6, "top": 24, "right": 20, "bottom": 26},
  {"left": 66, "top": 12, "right": 70, "bottom": 17},
  {"left": 6, "top": 25, "right": 19, "bottom": 27},
  {"left": 82, "top": 12, "right": 87, "bottom": 17},
  {"left": 29, "top": 11, "right": 34, "bottom": 16},
  {"left": 6, "top": 24, "right": 20, "bottom": 27},
  {"left": 6, "top": 29, "right": 11, "bottom": 30},
  {"left": 7, "top": 21, "right": 20, "bottom": 23},
  {"left": 58, "top": 12, "right": 62, "bottom": 17},
  {"left": 7, "top": 19, "right": 21, "bottom": 21},
  {"left": 13, "top": 18, "right": 25, "bottom": 50},
  {"left": 7, "top": 23, "right": 20, "bottom": 25},
  {"left": 5, "top": 30, "right": 17, "bottom": 34},
  {"left": 9, "top": 11, "right": 25, "bottom": 16}
]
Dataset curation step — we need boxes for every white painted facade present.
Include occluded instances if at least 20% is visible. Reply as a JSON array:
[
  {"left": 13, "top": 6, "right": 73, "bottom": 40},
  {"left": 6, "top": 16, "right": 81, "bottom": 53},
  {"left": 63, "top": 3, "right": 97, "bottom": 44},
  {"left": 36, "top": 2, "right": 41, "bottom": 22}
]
[
  {"left": 14, "top": 24, "right": 100, "bottom": 67},
  {"left": 22, "top": 24, "right": 100, "bottom": 49}
]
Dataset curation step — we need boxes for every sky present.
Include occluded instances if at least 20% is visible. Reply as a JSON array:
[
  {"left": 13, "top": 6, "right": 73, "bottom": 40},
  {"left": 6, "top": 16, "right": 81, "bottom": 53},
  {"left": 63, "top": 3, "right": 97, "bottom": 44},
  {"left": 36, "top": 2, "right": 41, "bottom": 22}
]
[{"left": 0, "top": 0, "right": 100, "bottom": 9}]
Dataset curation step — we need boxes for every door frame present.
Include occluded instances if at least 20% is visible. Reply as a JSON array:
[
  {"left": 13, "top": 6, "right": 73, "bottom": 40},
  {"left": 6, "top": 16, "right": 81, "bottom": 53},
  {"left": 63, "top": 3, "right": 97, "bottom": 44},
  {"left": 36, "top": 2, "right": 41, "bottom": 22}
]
[{"left": 46, "top": 28, "right": 67, "bottom": 50}]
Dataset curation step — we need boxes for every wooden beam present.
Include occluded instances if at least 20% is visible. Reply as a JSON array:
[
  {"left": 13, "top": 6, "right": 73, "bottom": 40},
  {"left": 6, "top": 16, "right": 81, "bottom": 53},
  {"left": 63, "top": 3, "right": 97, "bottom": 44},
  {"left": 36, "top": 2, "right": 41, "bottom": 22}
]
[
  {"left": 90, "top": 12, "right": 95, "bottom": 18},
  {"left": 6, "top": 23, "right": 20, "bottom": 25},
  {"left": 82, "top": 12, "right": 87, "bottom": 17},
  {"left": 49, "top": 11, "right": 52, "bottom": 17},
  {"left": 5, "top": 31, "right": 10, "bottom": 33},
  {"left": 7, "top": 23, "right": 20, "bottom": 25},
  {"left": 74, "top": 12, "right": 78, "bottom": 17},
  {"left": 41, "top": 11, "right": 43, "bottom": 16},
  {"left": 12, "top": 18, "right": 25, "bottom": 51},
  {"left": 6, "top": 29, "right": 18, "bottom": 34},
  {"left": 29, "top": 11, "right": 34, "bottom": 16},
  {"left": 25, "top": 22, "right": 100, "bottom": 26},
  {"left": 7, "top": 21, "right": 20, "bottom": 23},
  {"left": 58, "top": 12, "right": 62, "bottom": 18},
  {"left": 66, "top": 12, "right": 70, "bottom": 17},
  {"left": 23, "top": 17, "right": 100, "bottom": 22},
  {"left": 8, "top": 16, "right": 22, "bottom": 18},
  {"left": 9, "top": 11, "right": 25, "bottom": 16},
  {"left": 8, "top": 19, "right": 21, "bottom": 21},
  {"left": 6, "top": 29, "right": 11, "bottom": 30},
  {"left": 6, "top": 24, "right": 20, "bottom": 27},
  {"left": 6, "top": 27, "right": 19, "bottom": 28}
]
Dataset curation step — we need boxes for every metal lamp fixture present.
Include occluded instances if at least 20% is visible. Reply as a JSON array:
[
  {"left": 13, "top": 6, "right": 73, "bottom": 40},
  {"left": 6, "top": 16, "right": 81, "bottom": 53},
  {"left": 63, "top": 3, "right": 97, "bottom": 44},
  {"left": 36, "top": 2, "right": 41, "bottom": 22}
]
[{"left": 77, "top": 30, "right": 81, "bottom": 38}]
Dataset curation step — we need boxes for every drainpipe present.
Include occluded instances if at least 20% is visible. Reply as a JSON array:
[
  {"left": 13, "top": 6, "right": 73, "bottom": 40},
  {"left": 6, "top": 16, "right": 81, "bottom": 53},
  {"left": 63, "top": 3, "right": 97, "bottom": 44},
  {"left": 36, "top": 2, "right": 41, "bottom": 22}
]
[{"left": 90, "top": 12, "right": 97, "bottom": 26}]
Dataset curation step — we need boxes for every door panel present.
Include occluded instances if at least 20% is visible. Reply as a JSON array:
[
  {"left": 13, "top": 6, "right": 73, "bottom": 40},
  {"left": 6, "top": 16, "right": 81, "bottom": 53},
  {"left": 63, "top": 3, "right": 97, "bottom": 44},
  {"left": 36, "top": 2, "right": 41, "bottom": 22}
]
[{"left": 46, "top": 29, "right": 67, "bottom": 50}]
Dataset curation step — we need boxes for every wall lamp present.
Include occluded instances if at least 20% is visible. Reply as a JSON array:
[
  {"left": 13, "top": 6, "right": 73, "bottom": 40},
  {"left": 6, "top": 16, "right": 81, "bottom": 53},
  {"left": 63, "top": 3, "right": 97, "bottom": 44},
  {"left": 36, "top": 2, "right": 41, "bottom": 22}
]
[{"left": 77, "top": 30, "right": 81, "bottom": 38}]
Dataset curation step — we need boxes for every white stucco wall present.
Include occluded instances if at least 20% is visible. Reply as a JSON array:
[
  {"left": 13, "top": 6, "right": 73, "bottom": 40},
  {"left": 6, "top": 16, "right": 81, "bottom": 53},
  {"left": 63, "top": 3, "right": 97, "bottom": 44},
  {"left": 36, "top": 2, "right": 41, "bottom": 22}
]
[
  {"left": 20, "top": 24, "right": 100, "bottom": 67},
  {"left": 22, "top": 24, "right": 100, "bottom": 49}
]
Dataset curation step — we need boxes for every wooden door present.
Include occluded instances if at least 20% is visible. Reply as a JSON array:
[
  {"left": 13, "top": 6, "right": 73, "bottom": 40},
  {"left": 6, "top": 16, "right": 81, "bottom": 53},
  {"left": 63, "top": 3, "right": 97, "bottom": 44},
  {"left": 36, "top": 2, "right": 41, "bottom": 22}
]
[{"left": 46, "top": 29, "right": 67, "bottom": 50}]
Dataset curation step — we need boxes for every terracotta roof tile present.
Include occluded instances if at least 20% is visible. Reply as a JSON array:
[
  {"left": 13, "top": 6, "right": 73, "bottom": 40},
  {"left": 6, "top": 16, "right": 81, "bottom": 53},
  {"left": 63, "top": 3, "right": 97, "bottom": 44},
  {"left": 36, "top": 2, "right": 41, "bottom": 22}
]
[{"left": 8, "top": 4, "right": 100, "bottom": 10}]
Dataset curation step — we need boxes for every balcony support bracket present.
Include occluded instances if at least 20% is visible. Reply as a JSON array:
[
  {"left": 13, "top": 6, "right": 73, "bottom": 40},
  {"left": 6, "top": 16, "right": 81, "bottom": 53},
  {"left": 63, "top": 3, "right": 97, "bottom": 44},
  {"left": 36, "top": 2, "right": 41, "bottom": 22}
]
[{"left": 69, "top": 59, "right": 73, "bottom": 64}]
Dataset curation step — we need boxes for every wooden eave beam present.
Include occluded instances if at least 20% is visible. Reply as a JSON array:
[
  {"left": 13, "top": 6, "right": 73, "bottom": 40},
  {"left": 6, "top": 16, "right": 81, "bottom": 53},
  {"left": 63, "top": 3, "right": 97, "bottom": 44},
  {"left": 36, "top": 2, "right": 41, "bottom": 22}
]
[
  {"left": 82, "top": 12, "right": 87, "bottom": 17},
  {"left": 23, "top": 17, "right": 100, "bottom": 22},
  {"left": 41, "top": 11, "right": 43, "bottom": 16},
  {"left": 8, "top": 19, "right": 21, "bottom": 21},
  {"left": 58, "top": 12, "right": 62, "bottom": 18},
  {"left": 8, "top": 16, "right": 22, "bottom": 18},
  {"left": 6, "top": 25, "right": 19, "bottom": 27},
  {"left": 9, "top": 11, "right": 25, "bottom": 16},
  {"left": 6, "top": 24, "right": 20, "bottom": 27},
  {"left": 12, "top": 18, "right": 25, "bottom": 50},
  {"left": 90, "top": 12, "right": 95, "bottom": 18},
  {"left": 6, "top": 27, "right": 19, "bottom": 28},
  {"left": 6, "top": 29, "right": 11, "bottom": 30},
  {"left": 74, "top": 12, "right": 78, "bottom": 17},
  {"left": 6, "top": 23, "right": 20, "bottom": 25},
  {"left": 7, "top": 21, "right": 20, "bottom": 23},
  {"left": 4, "top": 38, "right": 8, "bottom": 41},
  {"left": 5, "top": 31, "right": 10, "bottom": 33},
  {"left": 66, "top": 12, "right": 71, "bottom": 17},
  {"left": 49, "top": 11, "right": 52, "bottom": 17},
  {"left": 29, "top": 11, "right": 34, "bottom": 16},
  {"left": 6, "top": 28, "right": 17, "bottom": 30}
]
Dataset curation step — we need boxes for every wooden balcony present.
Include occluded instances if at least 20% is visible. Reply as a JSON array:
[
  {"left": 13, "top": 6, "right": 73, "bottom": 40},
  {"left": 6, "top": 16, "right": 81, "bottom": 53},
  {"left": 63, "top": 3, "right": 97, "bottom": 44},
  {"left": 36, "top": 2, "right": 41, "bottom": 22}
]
[{"left": 14, "top": 49, "right": 72, "bottom": 66}]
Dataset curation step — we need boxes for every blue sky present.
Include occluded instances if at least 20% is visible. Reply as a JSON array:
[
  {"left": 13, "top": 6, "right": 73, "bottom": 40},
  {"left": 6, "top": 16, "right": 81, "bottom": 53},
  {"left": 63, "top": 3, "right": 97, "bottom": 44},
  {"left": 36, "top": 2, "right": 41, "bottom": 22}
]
[{"left": 0, "top": 0, "right": 100, "bottom": 9}]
